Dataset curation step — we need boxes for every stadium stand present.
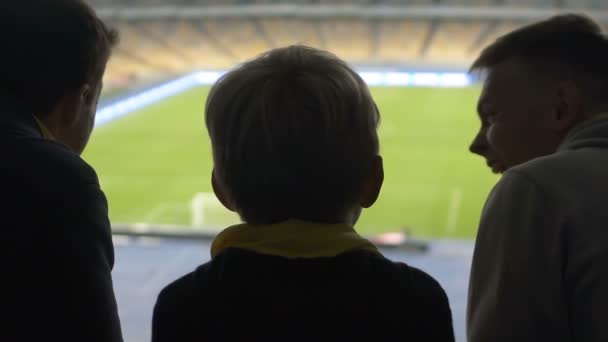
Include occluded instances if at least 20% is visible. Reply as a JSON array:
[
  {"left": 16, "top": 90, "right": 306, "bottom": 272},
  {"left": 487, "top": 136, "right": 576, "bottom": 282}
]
[
  {"left": 467, "top": 21, "right": 523, "bottom": 59},
  {"left": 103, "top": 17, "right": 525, "bottom": 86},
  {"left": 375, "top": 20, "right": 430, "bottom": 63},
  {"left": 260, "top": 19, "right": 323, "bottom": 49},
  {"left": 88, "top": 0, "right": 608, "bottom": 8},
  {"left": 320, "top": 19, "right": 373, "bottom": 62},
  {"left": 202, "top": 19, "right": 271, "bottom": 62},
  {"left": 425, "top": 21, "right": 485, "bottom": 64},
  {"left": 97, "top": 0, "right": 608, "bottom": 92}
]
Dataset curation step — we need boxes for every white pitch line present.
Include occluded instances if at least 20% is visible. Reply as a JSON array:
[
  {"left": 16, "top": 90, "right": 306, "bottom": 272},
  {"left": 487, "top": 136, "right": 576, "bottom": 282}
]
[
  {"left": 446, "top": 188, "right": 463, "bottom": 233},
  {"left": 142, "top": 203, "right": 172, "bottom": 223}
]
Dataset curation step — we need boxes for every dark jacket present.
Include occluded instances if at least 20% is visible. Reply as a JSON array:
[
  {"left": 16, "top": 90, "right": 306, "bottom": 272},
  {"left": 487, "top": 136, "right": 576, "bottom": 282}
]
[
  {"left": 152, "top": 248, "right": 454, "bottom": 342},
  {"left": 0, "top": 113, "right": 123, "bottom": 342}
]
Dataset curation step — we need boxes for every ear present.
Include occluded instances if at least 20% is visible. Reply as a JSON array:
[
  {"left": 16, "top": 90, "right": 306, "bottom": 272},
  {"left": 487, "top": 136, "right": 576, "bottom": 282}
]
[
  {"left": 212, "top": 169, "right": 237, "bottom": 212},
  {"left": 57, "top": 84, "right": 90, "bottom": 127},
  {"left": 554, "top": 81, "right": 584, "bottom": 132},
  {"left": 359, "top": 156, "right": 384, "bottom": 209}
]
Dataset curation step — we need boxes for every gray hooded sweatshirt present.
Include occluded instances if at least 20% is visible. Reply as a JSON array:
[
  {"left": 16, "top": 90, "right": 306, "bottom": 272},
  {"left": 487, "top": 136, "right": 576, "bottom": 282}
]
[{"left": 468, "top": 115, "right": 608, "bottom": 342}]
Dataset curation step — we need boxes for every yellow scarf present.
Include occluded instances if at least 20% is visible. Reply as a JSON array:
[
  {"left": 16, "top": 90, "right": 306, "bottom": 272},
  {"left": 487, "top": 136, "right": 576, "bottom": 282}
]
[
  {"left": 211, "top": 219, "right": 380, "bottom": 259},
  {"left": 33, "top": 115, "right": 55, "bottom": 140}
]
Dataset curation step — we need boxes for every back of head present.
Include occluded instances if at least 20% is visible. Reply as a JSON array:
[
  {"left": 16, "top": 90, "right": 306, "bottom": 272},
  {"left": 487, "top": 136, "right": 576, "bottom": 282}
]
[
  {"left": 471, "top": 14, "right": 608, "bottom": 108},
  {"left": 206, "top": 45, "right": 380, "bottom": 225},
  {"left": 0, "top": 0, "right": 118, "bottom": 117}
]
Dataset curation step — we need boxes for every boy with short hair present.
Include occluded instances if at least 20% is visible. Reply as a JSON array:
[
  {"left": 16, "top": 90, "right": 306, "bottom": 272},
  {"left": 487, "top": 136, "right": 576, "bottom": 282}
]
[{"left": 152, "top": 45, "right": 454, "bottom": 342}]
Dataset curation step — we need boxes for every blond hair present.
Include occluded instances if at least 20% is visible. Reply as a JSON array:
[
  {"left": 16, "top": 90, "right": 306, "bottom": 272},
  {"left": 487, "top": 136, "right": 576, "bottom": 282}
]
[{"left": 205, "top": 45, "right": 380, "bottom": 224}]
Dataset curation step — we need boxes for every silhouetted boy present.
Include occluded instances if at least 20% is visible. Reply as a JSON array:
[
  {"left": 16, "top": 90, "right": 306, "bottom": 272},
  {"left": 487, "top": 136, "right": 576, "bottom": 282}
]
[{"left": 152, "top": 46, "right": 454, "bottom": 342}]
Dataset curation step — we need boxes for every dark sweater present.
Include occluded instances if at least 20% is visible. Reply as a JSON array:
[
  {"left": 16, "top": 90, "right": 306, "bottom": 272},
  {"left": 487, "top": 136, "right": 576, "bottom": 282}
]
[
  {"left": 152, "top": 248, "right": 454, "bottom": 342},
  {"left": 0, "top": 114, "right": 122, "bottom": 342}
]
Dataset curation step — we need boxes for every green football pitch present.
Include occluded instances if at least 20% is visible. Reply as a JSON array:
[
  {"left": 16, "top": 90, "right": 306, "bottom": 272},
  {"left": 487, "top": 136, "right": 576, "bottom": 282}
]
[{"left": 84, "top": 86, "right": 499, "bottom": 239}]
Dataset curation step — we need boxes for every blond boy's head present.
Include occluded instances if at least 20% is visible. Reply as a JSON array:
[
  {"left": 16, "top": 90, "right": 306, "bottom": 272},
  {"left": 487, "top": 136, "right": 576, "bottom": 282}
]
[{"left": 206, "top": 45, "right": 383, "bottom": 225}]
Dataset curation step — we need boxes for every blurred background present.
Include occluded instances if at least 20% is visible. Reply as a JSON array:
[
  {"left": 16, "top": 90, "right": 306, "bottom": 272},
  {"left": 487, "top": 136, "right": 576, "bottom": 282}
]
[
  {"left": 97, "top": 0, "right": 607, "bottom": 91},
  {"left": 82, "top": 1, "right": 605, "bottom": 341}
]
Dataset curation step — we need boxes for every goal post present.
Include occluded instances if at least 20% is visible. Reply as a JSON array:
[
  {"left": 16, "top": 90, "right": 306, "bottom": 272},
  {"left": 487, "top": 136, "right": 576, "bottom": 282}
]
[{"left": 190, "top": 192, "right": 238, "bottom": 228}]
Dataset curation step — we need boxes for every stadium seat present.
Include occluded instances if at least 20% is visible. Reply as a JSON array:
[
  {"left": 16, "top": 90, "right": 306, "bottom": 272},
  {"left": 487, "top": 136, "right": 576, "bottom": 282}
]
[
  {"left": 202, "top": 19, "right": 271, "bottom": 62},
  {"left": 171, "top": 20, "right": 234, "bottom": 69},
  {"left": 260, "top": 19, "right": 323, "bottom": 49},
  {"left": 467, "top": 22, "right": 523, "bottom": 60},
  {"left": 502, "top": 0, "right": 556, "bottom": 7},
  {"left": 320, "top": 19, "right": 373, "bottom": 62},
  {"left": 425, "top": 21, "right": 484, "bottom": 64},
  {"left": 376, "top": 20, "right": 431, "bottom": 63},
  {"left": 97, "top": 1, "right": 607, "bottom": 90}
]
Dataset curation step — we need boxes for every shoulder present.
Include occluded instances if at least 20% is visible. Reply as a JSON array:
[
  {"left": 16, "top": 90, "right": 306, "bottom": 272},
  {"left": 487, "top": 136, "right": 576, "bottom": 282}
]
[
  {"left": 153, "top": 261, "right": 216, "bottom": 338},
  {"left": 507, "top": 149, "right": 589, "bottom": 192},
  {"left": 1, "top": 135, "right": 100, "bottom": 189},
  {"left": 30, "top": 142, "right": 107, "bottom": 218},
  {"left": 486, "top": 156, "right": 575, "bottom": 216},
  {"left": 367, "top": 255, "right": 454, "bottom": 338},
  {"left": 36, "top": 140, "right": 99, "bottom": 186},
  {"left": 0, "top": 136, "right": 107, "bottom": 226},
  {"left": 154, "top": 261, "right": 228, "bottom": 341},
  {"left": 156, "top": 262, "right": 215, "bottom": 311},
  {"left": 19, "top": 141, "right": 109, "bottom": 236},
  {"left": 366, "top": 253, "right": 449, "bottom": 303},
  {"left": 508, "top": 147, "right": 608, "bottom": 200},
  {"left": 406, "top": 265, "right": 450, "bottom": 305}
]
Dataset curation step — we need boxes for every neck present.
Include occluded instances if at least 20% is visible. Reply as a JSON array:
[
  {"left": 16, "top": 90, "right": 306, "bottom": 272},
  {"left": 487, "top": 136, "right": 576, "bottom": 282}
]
[{"left": 296, "top": 208, "right": 361, "bottom": 227}]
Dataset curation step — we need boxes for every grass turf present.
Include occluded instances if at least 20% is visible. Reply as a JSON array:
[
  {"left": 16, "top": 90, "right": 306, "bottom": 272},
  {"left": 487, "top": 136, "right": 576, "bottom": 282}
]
[{"left": 84, "top": 86, "right": 499, "bottom": 239}]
